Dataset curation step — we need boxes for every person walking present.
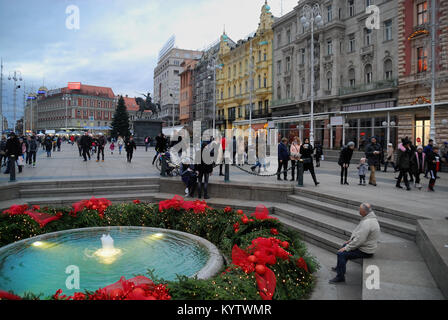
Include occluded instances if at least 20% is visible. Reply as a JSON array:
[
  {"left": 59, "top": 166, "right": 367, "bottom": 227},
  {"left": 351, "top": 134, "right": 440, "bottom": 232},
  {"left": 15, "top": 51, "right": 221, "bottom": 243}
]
[
  {"left": 195, "top": 141, "right": 213, "bottom": 199},
  {"left": 125, "top": 136, "right": 137, "bottom": 163},
  {"left": 276, "top": 137, "right": 289, "bottom": 181},
  {"left": 396, "top": 138, "right": 412, "bottom": 191},
  {"left": 0, "top": 136, "right": 7, "bottom": 167},
  {"left": 44, "top": 135, "right": 53, "bottom": 158},
  {"left": 145, "top": 136, "right": 151, "bottom": 152},
  {"left": 329, "top": 203, "right": 380, "bottom": 284},
  {"left": 383, "top": 143, "right": 397, "bottom": 172},
  {"left": 117, "top": 136, "right": 124, "bottom": 155},
  {"left": 338, "top": 142, "right": 355, "bottom": 185},
  {"left": 289, "top": 137, "right": 301, "bottom": 181},
  {"left": 57, "top": 136, "right": 62, "bottom": 152},
  {"left": 314, "top": 141, "right": 323, "bottom": 167},
  {"left": 152, "top": 133, "right": 167, "bottom": 165},
  {"left": 96, "top": 133, "right": 107, "bottom": 162},
  {"left": 411, "top": 145, "right": 425, "bottom": 189},
  {"left": 4, "top": 132, "right": 21, "bottom": 176},
  {"left": 80, "top": 132, "right": 92, "bottom": 162},
  {"left": 28, "top": 135, "right": 38, "bottom": 167},
  {"left": 365, "top": 137, "right": 382, "bottom": 186},
  {"left": 426, "top": 146, "right": 440, "bottom": 192},
  {"left": 110, "top": 141, "right": 115, "bottom": 155},
  {"left": 423, "top": 139, "right": 434, "bottom": 178},
  {"left": 300, "top": 138, "right": 320, "bottom": 186},
  {"left": 219, "top": 136, "right": 226, "bottom": 176}
]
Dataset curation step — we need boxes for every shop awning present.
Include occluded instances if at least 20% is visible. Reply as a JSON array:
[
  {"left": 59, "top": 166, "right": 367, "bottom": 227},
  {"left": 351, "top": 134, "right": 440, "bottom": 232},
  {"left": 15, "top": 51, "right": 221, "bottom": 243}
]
[{"left": 272, "top": 114, "right": 330, "bottom": 124}]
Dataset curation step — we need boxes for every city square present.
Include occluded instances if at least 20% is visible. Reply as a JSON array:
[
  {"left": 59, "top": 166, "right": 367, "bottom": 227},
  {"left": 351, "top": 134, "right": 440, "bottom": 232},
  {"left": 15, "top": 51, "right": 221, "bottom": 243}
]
[{"left": 0, "top": 0, "right": 448, "bottom": 310}]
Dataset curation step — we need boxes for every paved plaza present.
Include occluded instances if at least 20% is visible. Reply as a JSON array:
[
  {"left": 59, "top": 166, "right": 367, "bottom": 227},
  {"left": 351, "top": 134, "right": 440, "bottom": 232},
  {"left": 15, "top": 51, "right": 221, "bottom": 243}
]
[{"left": 2, "top": 142, "right": 447, "bottom": 221}]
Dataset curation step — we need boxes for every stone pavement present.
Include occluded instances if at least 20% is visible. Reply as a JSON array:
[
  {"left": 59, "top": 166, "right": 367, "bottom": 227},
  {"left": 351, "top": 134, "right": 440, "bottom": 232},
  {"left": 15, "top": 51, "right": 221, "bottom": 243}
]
[{"left": 3, "top": 143, "right": 446, "bottom": 220}]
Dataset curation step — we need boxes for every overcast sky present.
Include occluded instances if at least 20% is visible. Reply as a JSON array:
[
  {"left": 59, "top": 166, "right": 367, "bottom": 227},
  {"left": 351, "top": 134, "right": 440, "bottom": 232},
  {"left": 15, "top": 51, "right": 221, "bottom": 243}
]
[{"left": 0, "top": 0, "right": 298, "bottom": 126}]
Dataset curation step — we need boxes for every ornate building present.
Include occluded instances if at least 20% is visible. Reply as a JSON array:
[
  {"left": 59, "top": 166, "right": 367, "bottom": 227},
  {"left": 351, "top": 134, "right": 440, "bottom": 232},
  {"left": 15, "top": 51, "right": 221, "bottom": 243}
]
[
  {"left": 272, "top": 0, "right": 398, "bottom": 149},
  {"left": 397, "top": 0, "right": 448, "bottom": 145},
  {"left": 179, "top": 59, "right": 200, "bottom": 129},
  {"left": 216, "top": 1, "right": 274, "bottom": 132}
]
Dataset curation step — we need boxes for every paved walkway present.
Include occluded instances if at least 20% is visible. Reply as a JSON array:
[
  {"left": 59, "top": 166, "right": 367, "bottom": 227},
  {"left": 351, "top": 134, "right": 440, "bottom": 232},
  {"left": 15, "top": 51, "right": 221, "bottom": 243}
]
[{"left": 2, "top": 143, "right": 447, "bottom": 219}]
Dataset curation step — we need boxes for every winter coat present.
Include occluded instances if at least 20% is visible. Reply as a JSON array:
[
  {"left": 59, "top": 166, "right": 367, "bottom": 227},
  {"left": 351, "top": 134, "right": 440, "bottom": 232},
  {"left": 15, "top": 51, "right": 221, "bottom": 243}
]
[
  {"left": 396, "top": 143, "right": 412, "bottom": 170},
  {"left": 28, "top": 139, "right": 38, "bottom": 152},
  {"left": 278, "top": 143, "right": 289, "bottom": 161},
  {"left": 338, "top": 146, "right": 354, "bottom": 165},
  {"left": 357, "top": 163, "right": 369, "bottom": 176},
  {"left": 97, "top": 136, "right": 107, "bottom": 147},
  {"left": 345, "top": 212, "right": 381, "bottom": 254},
  {"left": 195, "top": 143, "right": 214, "bottom": 174},
  {"left": 44, "top": 138, "right": 53, "bottom": 151},
  {"left": 385, "top": 146, "right": 395, "bottom": 161},
  {"left": 80, "top": 135, "right": 92, "bottom": 149},
  {"left": 411, "top": 151, "right": 425, "bottom": 174},
  {"left": 426, "top": 150, "right": 440, "bottom": 172},
  {"left": 300, "top": 143, "right": 315, "bottom": 171},
  {"left": 0, "top": 139, "right": 6, "bottom": 152},
  {"left": 5, "top": 136, "right": 21, "bottom": 157},
  {"left": 125, "top": 139, "right": 137, "bottom": 152},
  {"left": 290, "top": 143, "right": 301, "bottom": 160},
  {"left": 155, "top": 136, "right": 167, "bottom": 153},
  {"left": 365, "top": 142, "right": 382, "bottom": 166}
]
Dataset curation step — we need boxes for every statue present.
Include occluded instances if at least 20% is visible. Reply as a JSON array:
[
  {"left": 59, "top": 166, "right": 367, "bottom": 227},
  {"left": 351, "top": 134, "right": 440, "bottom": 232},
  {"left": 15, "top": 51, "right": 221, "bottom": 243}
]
[{"left": 136, "top": 93, "right": 161, "bottom": 119}]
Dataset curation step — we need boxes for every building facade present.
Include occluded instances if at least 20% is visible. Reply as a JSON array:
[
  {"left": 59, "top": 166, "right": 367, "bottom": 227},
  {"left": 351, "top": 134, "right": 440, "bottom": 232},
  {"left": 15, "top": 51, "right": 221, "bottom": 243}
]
[
  {"left": 216, "top": 1, "right": 275, "bottom": 132},
  {"left": 35, "top": 83, "right": 117, "bottom": 131},
  {"left": 179, "top": 59, "right": 199, "bottom": 129},
  {"left": 153, "top": 43, "right": 202, "bottom": 127},
  {"left": 396, "top": 0, "right": 448, "bottom": 146}
]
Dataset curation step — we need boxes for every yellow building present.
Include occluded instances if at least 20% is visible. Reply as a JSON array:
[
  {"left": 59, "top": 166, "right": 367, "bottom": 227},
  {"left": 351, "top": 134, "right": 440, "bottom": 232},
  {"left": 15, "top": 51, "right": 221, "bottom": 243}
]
[{"left": 216, "top": 1, "right": 274, "bottom": 132}]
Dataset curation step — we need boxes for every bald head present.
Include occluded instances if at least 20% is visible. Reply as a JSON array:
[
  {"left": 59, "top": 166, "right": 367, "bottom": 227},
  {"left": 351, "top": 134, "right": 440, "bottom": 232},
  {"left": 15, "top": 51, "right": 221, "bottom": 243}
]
[{"left": 359, "top": 203, "right": 372, "bottom": 217}]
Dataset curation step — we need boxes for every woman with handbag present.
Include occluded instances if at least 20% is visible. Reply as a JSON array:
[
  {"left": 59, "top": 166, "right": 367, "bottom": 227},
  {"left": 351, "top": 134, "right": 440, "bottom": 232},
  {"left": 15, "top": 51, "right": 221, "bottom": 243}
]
[
  {"left": 300, "top": 138, "right": 320, "bottom": 186},
  {"left": 290, "top": 136, "right": 301, "bottom": 181},
  {"left": 338, "top": 142, "right": 355, "bottom": 185}
]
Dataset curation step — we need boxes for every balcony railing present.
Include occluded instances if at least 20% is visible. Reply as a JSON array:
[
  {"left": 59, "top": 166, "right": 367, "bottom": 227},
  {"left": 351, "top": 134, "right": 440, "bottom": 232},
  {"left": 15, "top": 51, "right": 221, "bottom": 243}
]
[
  {"left": 271, "top": 97, "right": 296, "bottom": 107},
  {"left": 339, "top": 79, "right": 397, "bottom": 96},
  {"left": 244, "top": 108, "right": 271, "bottom": 120}
]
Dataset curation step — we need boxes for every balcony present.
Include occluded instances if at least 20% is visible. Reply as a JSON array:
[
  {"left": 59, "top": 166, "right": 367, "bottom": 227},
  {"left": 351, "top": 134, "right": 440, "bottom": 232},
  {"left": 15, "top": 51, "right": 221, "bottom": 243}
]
[
  {"left": 271, "top": 97, "right": 296, "bottom": 108},
  {"left": 360, "top": 44, "right": 374, "bottom": 55},
  {"left": 244, "top": 108, "right": 271, "bottom": 120},
  {"left": 339, "top": 79, "right": 398, "bottom": 96}
]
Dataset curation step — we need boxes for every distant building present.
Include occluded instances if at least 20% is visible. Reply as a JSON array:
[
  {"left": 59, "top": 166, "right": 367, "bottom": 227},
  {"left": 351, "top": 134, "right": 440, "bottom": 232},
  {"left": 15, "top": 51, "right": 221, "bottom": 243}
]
[
  {"left": 153, "top": 38, "right": 202, "bottom": 127},
  {"left": 122, "top": 95, "right": 153, "bottom": 132},
  {"left": 179, "top": 59, "right": 200, "bottom": 129},
  {"left": 35, "top": 83, "right": 117, "bottom": 131}
]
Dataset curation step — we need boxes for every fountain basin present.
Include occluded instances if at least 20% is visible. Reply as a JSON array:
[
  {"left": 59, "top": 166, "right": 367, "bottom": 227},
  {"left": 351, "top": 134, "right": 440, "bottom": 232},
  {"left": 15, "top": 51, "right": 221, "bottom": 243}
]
[{"left": 0, "top": 227, "right": 223, "bottom": 297}]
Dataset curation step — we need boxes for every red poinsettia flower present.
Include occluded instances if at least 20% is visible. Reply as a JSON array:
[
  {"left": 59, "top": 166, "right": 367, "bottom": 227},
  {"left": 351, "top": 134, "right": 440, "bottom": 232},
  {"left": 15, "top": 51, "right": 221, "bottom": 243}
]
[
  {"left": 270, "top": 228, "right": 279, "bottom": 235},
  {"left": 2, "top": 204, "right": 29, "bottom": 216},
  {"left": 250, "top": 205, "right": 277, "bottom": 221},
  {"left": 133, "top": 200, "right": 141, "bottom": 204},
  {"left": 0, "top": 290, "right": 22, "bottom": 300},
  {"left": 296, "top": 257, "right": 309, "bottom": 273},
  {"left": 224, "top": 206, "right": 232, "bottom": 213}
]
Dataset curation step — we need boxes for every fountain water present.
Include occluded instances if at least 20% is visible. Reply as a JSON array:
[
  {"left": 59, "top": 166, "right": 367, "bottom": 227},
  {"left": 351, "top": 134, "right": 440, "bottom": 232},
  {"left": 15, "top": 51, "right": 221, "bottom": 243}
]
[{"left": 93, "top": 234, "right": 122, "bottom": 264}]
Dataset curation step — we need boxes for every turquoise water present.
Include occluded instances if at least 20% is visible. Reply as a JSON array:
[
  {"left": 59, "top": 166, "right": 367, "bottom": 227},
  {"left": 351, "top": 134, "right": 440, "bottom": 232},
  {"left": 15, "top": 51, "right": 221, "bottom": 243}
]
[{"left": 0, "top": 228, "right": 209, "bottom": 297}]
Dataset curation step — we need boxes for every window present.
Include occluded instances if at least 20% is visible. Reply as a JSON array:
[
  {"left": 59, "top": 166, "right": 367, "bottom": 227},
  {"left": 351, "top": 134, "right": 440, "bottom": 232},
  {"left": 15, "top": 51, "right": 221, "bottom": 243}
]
[
  {"left": 326, "top": 72, "right": 332, "bottom": 91},
  {"left": 417, "top": 1, "right": 428, "bottom": 25},
  {"left": 327, "top": 5, "right": 333, "bottom": 22},
  {"left": 239, "top": 83, "right": 242, "bottom": 94},
  {"left": 277, "top": 33, "right": 282, "bottom": 47},
  {"left": 365, "top": 64, "right": 373, "bottom": 84},
  {"left": 228, "top": 67, "right": 231, "bottom": 78},
  {"left": 417, "top": 47, "right": 428, "bottom": 73},
  {"left": 277, "top": 85, "right": 281, "bottom": 100},
  {"left": 286, "top": 84, "right": 291, "bottom": 98},
  {"left": 301, "top": 79, "right": 305, "bottom": 95},
  {"left": 277, "top": 61, "right": 282, "bottom": 74},
  {"left": 365, "top": 28, "right": 372, "bottom": 46},
  {"left": 286, "top": 29, "right": 291, "bottom": 43},
  {"left": 258, "top": 75, "right": 261, "bottom": 88},
  {"left": 385, "top": 20, "right": 393, "bottom": 41},
  {"left": 301, "top": 48, "right": 305, "bottom": 64},
  {"left": 348, "top": 0, "right": 355, "bottom": 17},
  {"left": 245, "top": 80, "right": 248, "bottom": 93},
  {"left": 286, "top": 56, "right": 291, "bottom": 72},
  {"left": 384, "top": 59, "right": 393, "bottom": 79},
  {"left": 263, "top": 74, "right": 267, "bottom": 88},
  {"left": 239, "top": 62, "right": 242, "bottom": 74},
  {"left": 264, "top": 51, "right": 267, "bottom": 61},
  {"left": 366, "top": 0, "right": 372, "bottom": 7},
  {"left": 348, "top": 34, "right": 356, "bottom": 52},
  {"left": 228, "top": 87, "right": 231, "bottom": 98},
  {"left": 233, "top": 85, "right": 236, "bottom": 96},
  {"left": 348, "top": 68, "right": 356, "bottom": 87},
  {"left": 327, "top": 40, "right": 333, "bottom": 55},
  {"left": 258, "top": 50, "right": 262, "bottom": 62}
]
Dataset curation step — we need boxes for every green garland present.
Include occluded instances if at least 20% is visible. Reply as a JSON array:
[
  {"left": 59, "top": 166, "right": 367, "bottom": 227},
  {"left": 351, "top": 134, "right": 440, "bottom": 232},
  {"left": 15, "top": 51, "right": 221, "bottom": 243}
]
[{"left": 0, "top": 202, "right": 319, "bottom": 300}]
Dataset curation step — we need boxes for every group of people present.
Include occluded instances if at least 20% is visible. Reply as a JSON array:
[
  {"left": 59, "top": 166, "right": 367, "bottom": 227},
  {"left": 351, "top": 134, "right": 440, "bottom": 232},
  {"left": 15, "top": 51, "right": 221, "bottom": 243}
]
[
  {"left": 337, "top": 136, "right": 444, "bottom": 191},
  {"left": 1, "top": 132, "right": 39, "bottom": 176},
  {"left": 76, "top": 133, "right": 137, "bottom": 163}
]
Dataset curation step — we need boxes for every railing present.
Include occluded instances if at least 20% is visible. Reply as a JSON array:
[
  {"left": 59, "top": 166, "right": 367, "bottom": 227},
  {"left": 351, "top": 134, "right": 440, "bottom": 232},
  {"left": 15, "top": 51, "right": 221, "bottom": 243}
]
[
  {"left": 339, "top": 79, "right": 397, "bottom": 96},
  {"left": 271, "top": 97, "right": 296, "bottom": 107},
  {"left": 244, "top": 109, "right": 271, "bottom": 120}
]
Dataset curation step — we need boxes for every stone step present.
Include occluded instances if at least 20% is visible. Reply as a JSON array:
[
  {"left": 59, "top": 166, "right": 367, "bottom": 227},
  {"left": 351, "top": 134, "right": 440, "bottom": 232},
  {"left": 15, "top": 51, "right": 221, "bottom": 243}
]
[
  {"left": 19, "top": 184, "right": 160, "bottom": 198},
  {"left": 287, "top": 194, "right": 416, "bottom": 241},
  {"left": 293, "top": 187, "right": 421, "bottom": 225},
  {"left": 18, "top": 178, "right": 160, "bottom": 190}
]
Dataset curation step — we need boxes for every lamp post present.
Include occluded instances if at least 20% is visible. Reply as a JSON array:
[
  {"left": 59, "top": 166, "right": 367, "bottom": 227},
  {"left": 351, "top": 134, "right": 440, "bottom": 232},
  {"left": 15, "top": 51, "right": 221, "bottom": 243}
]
[
  {"left": 62, "top": 94, "right": 72, "bottom": 130},
  {"left": 8, "top": 70, "right": 22, "bottom": 133},
  {"left": 300, "top": 3, "right": 323, "bottom": 146},
  {"left": 26, "top": 93, "right": 37, "bottom": 134},
  {"left": 429, "top": 0, "right": 436, "bottom": 143}
]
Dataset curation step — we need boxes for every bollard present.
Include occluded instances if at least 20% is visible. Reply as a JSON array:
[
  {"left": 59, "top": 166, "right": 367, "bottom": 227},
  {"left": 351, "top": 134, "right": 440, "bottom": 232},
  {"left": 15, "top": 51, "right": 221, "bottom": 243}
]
[
  {"left": 297, "top": 160, "right": 304, "bottom": 187},
  {"left": 160, "top": 154, "right": 167, "bottom": 177},
  {"left": 9, "top": 155, "right": 16, "bottom": 182},
  {"left": 224, "top": 163, "right": 230, "bottom": 182}
]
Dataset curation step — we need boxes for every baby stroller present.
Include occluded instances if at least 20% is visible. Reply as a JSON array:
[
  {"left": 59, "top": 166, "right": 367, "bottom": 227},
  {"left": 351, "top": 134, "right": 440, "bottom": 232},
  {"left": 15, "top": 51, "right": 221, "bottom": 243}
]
[{"left": 156, "top": 151, "right": 181, "bottom": 177}]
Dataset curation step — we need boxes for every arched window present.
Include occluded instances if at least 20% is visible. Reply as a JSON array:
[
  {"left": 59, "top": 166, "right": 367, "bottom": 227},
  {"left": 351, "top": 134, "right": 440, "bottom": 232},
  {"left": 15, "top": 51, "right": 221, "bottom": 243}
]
[
  {"left": 365, "top": 64, "right": 373, "bottom": 84},
  {"left": 326, "top": 71, "right": 332, "bottom": 91},
  {"left": 348, "top": 68, "right": 356, "bottom": 87},
  {"left": 384, "top": 59, "right": 393, "bottom": 80}
]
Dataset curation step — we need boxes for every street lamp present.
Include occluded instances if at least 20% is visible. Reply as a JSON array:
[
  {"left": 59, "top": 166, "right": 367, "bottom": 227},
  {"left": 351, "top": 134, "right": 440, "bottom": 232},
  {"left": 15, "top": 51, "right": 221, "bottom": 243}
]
[
  {"left": 62, "top": 94, "right": 72, "bottom": 130},
  {"left": 26, "top": 93, "right": 37, "bottom": 133},
  {"left": 207, "top": 60, "right": 223, "bottom": 133},
  {"left": 8, "top": 70, "right": 22, "bottom": 132},
  {"left": 300, "top": 3, "right": 323, "bottom": 146}
]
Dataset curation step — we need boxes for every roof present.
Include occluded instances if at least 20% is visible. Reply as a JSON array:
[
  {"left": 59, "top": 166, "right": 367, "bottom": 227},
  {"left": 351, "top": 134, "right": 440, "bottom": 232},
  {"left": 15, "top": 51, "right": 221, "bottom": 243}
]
[
  {"left": 62, "top": 84, "right": 115, "bottom": 98},
  {"left": 122, "top": 96, "right": 139, "bottom": 112}
]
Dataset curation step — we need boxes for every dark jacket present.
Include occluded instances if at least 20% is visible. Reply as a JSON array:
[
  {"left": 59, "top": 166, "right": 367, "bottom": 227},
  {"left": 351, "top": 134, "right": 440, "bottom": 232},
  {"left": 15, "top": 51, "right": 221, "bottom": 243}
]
[
  {"left": 28, "top": 138, "right": 38, "bottom": 152},
  {"left": 278, "top": 143, "right": 289, "bottom": 161},
  {"left": 155, "top": 135, "right": 167, "bottom": 153},
  {"left": 426, "top": 150, "right": 439, "bottom": 172},
  {"left": 44, "top": 137, "right": 53, "bottom": 151},
  {"left": 396, "top": 143, "right": 412, "bottom": 170},
  {"left": 125, "top": 139, "right": 137, "bottom": 152},
  {"left": 195, "top": 142, "right": 214, "bottom": 174},
  {"left": 80, "top": 135, "right": 92, "bottom": 149},
  {"left": 365, "top": 142, "right": 382, "bottom": 166},
  {"left": 97, "top": 136, "right": 107, "bottom": 147},
  {"left": 5, "top": 136, "right": 21, "bottom": 158},
  {"left": 300, "top": 143, "right": 315, "bottom": 170},
  {"left": 338, "top": 146, "right": 354, "bottom": 165},
  {"left": 411, "top": 151, "right": 425, "bottom": 174}
]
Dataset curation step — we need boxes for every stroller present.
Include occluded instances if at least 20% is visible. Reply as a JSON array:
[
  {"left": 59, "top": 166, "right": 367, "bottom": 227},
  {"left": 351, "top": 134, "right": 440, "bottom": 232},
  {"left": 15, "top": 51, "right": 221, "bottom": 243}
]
[{"left": 156, "top": 151, "right": 181, "bottom": 176}]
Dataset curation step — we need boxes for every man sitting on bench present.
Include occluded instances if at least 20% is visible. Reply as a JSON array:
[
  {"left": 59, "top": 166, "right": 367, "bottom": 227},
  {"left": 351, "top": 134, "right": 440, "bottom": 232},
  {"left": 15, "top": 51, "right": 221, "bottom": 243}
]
[{"left": 330, "top": 203, "right": 381, "bottom": 284}]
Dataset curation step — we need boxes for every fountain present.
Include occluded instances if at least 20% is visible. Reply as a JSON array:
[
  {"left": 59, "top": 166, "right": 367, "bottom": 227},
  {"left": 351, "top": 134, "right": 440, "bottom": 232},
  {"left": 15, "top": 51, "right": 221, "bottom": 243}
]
[{"left": 93, "top": 234, "right": 122, "bottom": 264}]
